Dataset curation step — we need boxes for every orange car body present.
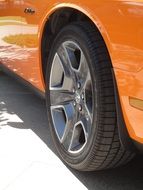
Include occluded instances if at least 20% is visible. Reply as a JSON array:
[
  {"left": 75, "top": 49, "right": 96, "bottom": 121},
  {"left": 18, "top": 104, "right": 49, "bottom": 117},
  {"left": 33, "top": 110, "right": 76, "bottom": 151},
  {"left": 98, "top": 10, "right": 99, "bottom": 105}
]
[{"left": 0, "top": 0, "right": 143, "bottom": 145}]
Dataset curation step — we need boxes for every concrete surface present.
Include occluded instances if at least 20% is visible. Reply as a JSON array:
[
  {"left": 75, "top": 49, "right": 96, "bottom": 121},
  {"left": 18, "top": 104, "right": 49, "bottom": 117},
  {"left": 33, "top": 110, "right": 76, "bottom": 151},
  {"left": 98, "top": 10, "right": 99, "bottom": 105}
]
[{"left": 0, "top": 71, "right": 143, "bottom": 190}]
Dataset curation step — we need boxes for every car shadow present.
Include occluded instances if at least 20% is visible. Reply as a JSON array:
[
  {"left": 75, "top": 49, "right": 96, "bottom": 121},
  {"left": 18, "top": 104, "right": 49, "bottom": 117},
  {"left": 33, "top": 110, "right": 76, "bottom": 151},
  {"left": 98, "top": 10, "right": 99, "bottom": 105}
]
[{"left": 0, "top": 71, "right": 143, "bottom": 190}]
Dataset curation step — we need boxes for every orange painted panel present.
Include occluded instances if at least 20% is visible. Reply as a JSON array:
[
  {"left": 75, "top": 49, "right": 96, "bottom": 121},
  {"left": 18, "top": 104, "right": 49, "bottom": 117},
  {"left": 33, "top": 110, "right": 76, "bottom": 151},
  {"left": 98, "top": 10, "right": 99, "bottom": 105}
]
[{"left": 114, "top": 68, "right": 143, "bottom": 143}]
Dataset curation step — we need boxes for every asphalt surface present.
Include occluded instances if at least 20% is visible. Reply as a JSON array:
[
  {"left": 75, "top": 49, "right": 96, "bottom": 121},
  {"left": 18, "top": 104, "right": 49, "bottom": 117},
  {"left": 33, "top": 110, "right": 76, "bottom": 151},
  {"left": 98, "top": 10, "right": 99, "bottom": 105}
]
[{"left": 0, "top": 71, "right": 143, "bottom": 190}]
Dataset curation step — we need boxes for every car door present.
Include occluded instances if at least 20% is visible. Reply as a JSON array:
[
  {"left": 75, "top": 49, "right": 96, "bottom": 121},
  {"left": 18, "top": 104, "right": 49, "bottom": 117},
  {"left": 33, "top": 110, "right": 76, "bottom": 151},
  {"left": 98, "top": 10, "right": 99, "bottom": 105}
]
[
  {"left": 0, "top": 0, "right": 24, "bottom": 72},
  {"left": 16, "top": 0, "right": 47, "bottom": 90}
]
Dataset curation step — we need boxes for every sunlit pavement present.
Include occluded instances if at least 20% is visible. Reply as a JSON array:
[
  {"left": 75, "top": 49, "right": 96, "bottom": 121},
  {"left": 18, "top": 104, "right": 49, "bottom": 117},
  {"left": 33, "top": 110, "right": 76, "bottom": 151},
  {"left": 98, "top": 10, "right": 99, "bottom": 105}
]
[
  {"left": 0, "top": 71, "right": 86, "bottom": 190},
  {"left": 0, "top": 71, "right": 143, "bottom": 190}
]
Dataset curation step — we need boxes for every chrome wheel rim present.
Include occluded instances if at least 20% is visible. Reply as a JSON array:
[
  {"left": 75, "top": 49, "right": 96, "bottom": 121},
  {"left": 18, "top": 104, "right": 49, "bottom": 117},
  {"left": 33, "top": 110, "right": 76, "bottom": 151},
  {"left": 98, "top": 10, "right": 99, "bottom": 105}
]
[{"left": 50, "top": 41, "right": 93, "bottom": 154}]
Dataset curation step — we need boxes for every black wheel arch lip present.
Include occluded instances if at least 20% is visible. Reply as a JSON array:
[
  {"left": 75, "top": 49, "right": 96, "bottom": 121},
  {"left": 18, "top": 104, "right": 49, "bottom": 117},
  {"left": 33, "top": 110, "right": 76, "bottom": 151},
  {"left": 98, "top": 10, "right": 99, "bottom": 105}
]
[
  {"left": 112, "top": 69, "right": 137, "bottom": 152},
  {"left": 133, "top": 140, "right": 143, "bottom": 153}
]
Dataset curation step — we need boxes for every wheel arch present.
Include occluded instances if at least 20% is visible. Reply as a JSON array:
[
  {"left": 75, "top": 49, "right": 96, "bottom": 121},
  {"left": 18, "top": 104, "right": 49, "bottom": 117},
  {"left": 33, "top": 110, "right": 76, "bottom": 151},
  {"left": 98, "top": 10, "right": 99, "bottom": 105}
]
[{"left": 39, "top": 4, "right": 113, "bottom": 82}]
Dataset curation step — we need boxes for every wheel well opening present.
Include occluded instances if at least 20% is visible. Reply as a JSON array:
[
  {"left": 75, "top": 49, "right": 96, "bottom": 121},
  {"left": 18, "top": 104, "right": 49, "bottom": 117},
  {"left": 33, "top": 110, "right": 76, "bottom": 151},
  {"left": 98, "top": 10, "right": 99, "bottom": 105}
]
[{"left": 41, "top": 8, "right": 93, "bottom": 82}]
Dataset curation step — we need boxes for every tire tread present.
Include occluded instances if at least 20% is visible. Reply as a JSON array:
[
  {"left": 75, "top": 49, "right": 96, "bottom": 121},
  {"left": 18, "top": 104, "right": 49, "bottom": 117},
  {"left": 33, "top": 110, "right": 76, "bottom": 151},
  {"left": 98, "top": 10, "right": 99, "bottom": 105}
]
[{"left": 71, "top": 22, "right": 134, "bottom": 171}]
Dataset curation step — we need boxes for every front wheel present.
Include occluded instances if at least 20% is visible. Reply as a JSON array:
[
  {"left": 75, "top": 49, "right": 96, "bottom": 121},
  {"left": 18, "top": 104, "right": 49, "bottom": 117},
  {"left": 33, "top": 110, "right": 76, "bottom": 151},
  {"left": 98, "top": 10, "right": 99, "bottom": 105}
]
[{"left": 46, "top": 22, "right": 134, "bottom": 171}]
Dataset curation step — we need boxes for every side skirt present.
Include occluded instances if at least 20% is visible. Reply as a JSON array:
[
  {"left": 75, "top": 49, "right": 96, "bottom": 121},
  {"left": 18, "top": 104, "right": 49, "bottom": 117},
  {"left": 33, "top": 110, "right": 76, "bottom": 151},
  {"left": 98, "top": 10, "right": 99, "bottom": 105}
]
[{"left": 0, "top": 63, "right": 45, "bottom": 99}]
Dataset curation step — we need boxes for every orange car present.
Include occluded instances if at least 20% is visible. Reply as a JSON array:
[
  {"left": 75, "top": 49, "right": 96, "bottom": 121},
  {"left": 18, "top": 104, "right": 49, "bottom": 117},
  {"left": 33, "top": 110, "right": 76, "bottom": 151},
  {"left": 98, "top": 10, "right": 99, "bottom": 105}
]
[{"left": 0, "top": 0, "right": 143, "bottom": 171}]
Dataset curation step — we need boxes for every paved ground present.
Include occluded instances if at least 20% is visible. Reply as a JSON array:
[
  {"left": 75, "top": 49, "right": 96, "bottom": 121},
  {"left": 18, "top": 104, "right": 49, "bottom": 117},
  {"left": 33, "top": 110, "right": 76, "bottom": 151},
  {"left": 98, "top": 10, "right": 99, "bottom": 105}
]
[{"left": 0, "top": 71, "right": 143, "bottom": 190}]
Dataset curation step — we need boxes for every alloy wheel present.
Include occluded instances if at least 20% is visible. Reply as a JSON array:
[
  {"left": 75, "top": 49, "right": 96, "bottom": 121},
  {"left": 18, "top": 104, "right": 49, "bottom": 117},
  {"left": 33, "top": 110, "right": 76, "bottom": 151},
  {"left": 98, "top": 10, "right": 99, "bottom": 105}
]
[{"left": 49, "top": 41, "right": 93, "bottom": 154}]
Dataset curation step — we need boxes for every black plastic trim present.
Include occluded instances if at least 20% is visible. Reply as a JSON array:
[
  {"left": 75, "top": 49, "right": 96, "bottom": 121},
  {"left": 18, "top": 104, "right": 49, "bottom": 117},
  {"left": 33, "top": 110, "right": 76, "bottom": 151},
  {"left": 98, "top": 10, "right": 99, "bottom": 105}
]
[
  {"left": 133, "top": 141, "right": 143, "bottom": 153},
  {"left": 112, "top": 69, "right": 136, "bottom": 152},
  {"left": 0, "top": 64, "right": 45, "bottom": 99}
]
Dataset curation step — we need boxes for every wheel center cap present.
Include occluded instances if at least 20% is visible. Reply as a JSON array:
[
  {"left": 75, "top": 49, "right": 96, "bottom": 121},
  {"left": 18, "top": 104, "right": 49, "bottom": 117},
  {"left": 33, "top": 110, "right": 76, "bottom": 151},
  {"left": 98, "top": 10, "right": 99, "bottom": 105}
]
[{"left": 75, "top": 92, "right": 81, "bottom": 104}]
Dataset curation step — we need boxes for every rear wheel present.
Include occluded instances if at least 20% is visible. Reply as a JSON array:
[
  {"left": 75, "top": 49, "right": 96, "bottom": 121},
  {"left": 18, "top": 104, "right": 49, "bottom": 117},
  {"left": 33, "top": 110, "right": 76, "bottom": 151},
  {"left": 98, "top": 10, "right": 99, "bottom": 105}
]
[{"left": 46, "top": 22, "right": 134, "bottom": 171}]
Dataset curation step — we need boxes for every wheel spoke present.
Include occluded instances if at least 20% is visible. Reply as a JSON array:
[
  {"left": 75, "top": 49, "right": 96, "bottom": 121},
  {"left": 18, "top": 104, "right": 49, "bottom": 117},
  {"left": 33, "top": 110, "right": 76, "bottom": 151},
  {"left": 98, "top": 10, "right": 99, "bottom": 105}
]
[
  {"left": 57, "top": 45, "right": 77, "bottom": 89},
  {"left": 77, "top": 51, "right": 91, "bottom": 89},
  {"left": 50, "top": 52, "right": 75, "bottom": 91},
  {"left": 68, "top": 110, "right": 92, "bottom": 152},
  {"left": 61, "top": 104, "right": 78, "bottom": 150},
  {"left": 86, "top": 102, "right": 93, "bottom": 121},
  {"left": 80, "top": 111, "right": 92, "bottom": 137},
  {"left": 70, "top": 105, "right": 92, "bottom": 149},
  {"left": 50, "top": 89, "right": 74, "bottom": 106},
  {"left": 56, "top": 48, "right": 72, "bottom": 78}
]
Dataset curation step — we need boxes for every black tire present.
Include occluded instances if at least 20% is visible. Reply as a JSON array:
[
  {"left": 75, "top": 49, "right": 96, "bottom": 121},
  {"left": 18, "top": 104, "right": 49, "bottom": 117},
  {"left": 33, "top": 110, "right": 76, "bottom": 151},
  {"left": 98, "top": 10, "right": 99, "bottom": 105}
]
[{"left": 46, "top": 22, "right": 134, "bottom": 171}]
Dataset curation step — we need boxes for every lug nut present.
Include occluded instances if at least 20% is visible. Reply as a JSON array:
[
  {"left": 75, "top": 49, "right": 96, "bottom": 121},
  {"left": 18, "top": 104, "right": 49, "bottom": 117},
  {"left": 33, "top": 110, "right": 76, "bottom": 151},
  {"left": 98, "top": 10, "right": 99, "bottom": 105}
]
[
  {"left": 73, "top": 101, "right": 76, "bottom": 106},
  {"left": 73, "top": 88, "right": 75, "bottom": 93},
  {"left": 86, "top": 116, "right": 89, "bottom": 121},
  {"left": 77, "top": 82, "right": 81, "bottom": 89},
  {"left": 81, "top": 93, "right": 84, "bottom": 100},
  {"left": 78, "top": 105, "right": 82, "bottom": 111}
]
